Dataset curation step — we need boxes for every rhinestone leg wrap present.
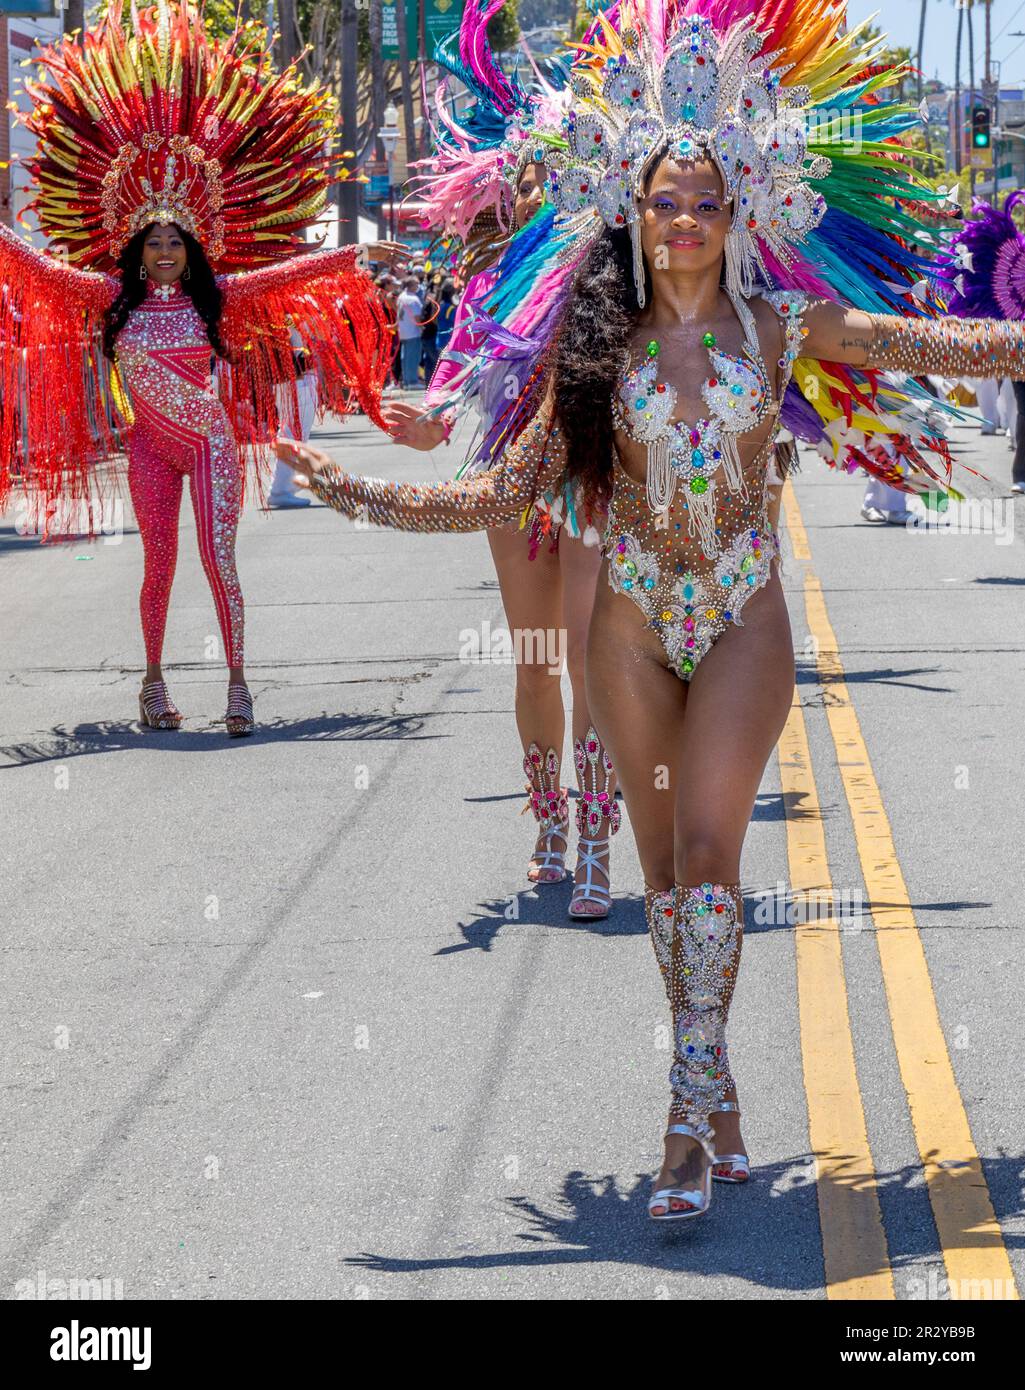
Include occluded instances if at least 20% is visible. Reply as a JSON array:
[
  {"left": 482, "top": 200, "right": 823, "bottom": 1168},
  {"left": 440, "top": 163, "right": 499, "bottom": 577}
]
[
  {"left": 523, "top": 742, "right": 568, "bottom": 830},
  {"left": 572, "top": 725, "right": 621, "bottom": 838},
  {"left": 644, "top": 883, "right": 676, "bottom": 995},
  {"left": 667, "top": 881, "right": 744, "bottom": 1139}
]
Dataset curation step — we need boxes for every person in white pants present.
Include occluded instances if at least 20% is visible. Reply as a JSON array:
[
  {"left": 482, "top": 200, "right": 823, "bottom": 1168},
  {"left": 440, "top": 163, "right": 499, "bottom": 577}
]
[
  {"left": 972, "top": 377, "right": 1001, "bottom": 434},
  {"left": 861, "top": 472, "right": 915, "bottom": 524},
  {"left": 267, "top": 324, "right": 319, "bottom": 508}
]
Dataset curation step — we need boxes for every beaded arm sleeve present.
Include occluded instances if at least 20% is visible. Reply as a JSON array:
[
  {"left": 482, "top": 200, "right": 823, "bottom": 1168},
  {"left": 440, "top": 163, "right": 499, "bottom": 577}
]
[
  {"left": 307, "top": 392, "right": 568, "bottom": 533},
  {"left": 865, "top": 314, "right": 1025, "bottom": 376}
]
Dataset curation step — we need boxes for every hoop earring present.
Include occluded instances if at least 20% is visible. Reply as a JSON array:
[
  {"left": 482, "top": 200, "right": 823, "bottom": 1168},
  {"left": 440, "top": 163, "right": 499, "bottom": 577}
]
[
  {"left": 139, "top": 266, "right": 147, "bottom": 280},
  {"left": 182, "top": 266, "right": 191, "bottom": 281}
]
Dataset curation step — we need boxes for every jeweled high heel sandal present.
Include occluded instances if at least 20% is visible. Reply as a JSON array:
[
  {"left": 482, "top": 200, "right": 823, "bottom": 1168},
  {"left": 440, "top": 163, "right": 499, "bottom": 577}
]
[
  {"left": 225, "top": 683, "right": 255, "bottom": 737},
  {"left": 648, "top": 1123, "right": 715, "bottom": 1222},
  {"left": 711, "top": 1100, "right": 751, "bottom": 1183},
  {"left": 569, "top": 727, "right": 620, "bottom": 918},
  {"left": 523, "top": 742, "right": 569, "bottom": 884},
  {"left": 138, "top": 679, "right": 183, "bottom": 731}
]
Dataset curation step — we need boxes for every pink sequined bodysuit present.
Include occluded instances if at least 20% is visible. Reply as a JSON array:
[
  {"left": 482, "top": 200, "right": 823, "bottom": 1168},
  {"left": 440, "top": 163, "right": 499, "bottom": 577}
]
[{"left": 117, "top": 280, "right": 244, "bottom": 666}]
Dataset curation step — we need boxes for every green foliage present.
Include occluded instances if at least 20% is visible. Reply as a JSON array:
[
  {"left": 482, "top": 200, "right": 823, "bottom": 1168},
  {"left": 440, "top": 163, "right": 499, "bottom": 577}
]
[{"left": 487, "top": 0, "right": 521, "bottom": 53}]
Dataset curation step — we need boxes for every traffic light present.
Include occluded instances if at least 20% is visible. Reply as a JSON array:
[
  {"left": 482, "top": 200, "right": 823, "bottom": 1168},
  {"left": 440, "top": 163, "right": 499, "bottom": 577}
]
[{"left": 972, "top": 104, "right": 991, "bottom": 149}]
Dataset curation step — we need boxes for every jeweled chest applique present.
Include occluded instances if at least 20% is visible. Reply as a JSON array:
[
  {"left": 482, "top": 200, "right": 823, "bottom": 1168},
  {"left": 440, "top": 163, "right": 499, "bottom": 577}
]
[{"left": 613, "top": 297, "right": 772, "bottom": 556}]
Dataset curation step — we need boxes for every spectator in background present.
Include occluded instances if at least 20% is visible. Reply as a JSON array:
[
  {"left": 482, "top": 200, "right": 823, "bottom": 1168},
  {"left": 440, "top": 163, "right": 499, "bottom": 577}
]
[
  {"left": 436, "top": 279, "right": 458, "bottom": 354},
  {"left": 1010, "top": 381, "right": 1025, "bottom": 492},
  {"left": 419, "top": 278, "right": 441, "bottom": 382},
  {"left": 396, "top": 276, "right": 424, "bottom": 387},
  {"left": 376, "top": 273, "right": 401, "bottom": 389}
]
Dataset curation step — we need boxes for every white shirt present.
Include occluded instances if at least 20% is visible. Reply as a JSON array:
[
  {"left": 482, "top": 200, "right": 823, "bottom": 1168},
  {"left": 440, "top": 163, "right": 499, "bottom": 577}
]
[{"left": 396, "top": 291, "right": 422, "bottom": 341}]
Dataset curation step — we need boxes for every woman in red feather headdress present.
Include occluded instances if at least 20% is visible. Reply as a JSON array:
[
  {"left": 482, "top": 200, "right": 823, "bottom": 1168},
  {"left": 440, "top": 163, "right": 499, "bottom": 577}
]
[{"left": 0, "top": 1, "right": 402, "bottom": 735}]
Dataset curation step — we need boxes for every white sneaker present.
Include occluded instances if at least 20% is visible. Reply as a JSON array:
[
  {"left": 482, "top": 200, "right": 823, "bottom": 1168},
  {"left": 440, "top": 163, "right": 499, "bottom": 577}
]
[
  {"left": 1011, "top": 480, "right": 1025, "bottom": 494},
  {"left": 860, "top": 505, "right": 887, "bottom": 523},
  {"left": 267, "top": 494, "right": 312, "bottom": 509}
]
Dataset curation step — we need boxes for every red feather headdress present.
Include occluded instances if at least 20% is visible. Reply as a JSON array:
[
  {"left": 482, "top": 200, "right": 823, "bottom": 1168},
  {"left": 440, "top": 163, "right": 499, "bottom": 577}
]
[{"left": 17, "top": 0, "right": 337, "bottom": 271}]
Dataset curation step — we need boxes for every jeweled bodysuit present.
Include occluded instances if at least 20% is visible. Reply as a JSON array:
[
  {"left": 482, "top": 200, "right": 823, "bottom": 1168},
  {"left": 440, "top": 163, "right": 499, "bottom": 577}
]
[
  {"left": 605, "top": 290, "right": 805, "bottom": 681},
  {"left": 117, "top": 281, "right": 244, "bottom": 667}
]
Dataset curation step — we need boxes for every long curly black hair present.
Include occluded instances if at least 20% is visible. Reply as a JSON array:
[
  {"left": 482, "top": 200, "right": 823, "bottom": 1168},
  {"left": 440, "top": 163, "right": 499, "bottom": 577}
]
[
  {"left": 102, "top": 222, "right": 226, "bottom": 361},
  {"left": 548, "top": 224, "right": 646, "bottom": 511}
]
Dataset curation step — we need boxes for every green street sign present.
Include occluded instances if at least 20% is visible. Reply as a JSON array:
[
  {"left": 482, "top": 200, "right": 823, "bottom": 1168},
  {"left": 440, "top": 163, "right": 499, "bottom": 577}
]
[{"left": 381, "top": 0, "right": 464, "bottom": 61}]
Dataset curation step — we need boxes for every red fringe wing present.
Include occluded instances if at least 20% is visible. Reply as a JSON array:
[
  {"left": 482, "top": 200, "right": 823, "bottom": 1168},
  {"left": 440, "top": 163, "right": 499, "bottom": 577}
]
[
  {"left": 217, "top": 252, "right": 394, "bottom": 502},
  {"left": 0, "top": 229, "right": 122, "bottom": 538}
]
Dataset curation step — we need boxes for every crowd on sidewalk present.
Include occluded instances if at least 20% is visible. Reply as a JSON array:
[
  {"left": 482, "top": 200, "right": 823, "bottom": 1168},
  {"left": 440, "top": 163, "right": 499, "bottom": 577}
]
[{"left": 372, "top": 251, "right": 460, "bottom": 391}]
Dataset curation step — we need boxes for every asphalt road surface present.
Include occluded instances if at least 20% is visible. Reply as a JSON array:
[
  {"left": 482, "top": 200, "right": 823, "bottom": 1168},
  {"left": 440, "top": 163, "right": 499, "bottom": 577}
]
[{"left": 1, "top": 402, "right": 1022, "bottom": 1301}]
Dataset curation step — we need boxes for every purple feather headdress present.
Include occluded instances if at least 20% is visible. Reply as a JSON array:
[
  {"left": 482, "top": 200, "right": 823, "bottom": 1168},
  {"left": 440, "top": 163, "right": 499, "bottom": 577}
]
[{"left": 933, "top": 190, "right": 1025, "bottom": 321}]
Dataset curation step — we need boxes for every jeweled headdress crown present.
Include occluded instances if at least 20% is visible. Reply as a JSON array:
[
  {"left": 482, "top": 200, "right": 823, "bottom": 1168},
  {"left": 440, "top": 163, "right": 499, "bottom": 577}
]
[{"left": 546, "top": 8, "right": 832, "bottom": 303}]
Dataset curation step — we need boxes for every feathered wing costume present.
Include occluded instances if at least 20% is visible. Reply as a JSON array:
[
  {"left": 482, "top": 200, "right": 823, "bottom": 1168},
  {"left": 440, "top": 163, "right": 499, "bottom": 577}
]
[
  {"left": 0, "top": 0, "right": 391, "bottom": 529},
  {"left": 429, "top": 0, "right": 971, "bottom": 507}
]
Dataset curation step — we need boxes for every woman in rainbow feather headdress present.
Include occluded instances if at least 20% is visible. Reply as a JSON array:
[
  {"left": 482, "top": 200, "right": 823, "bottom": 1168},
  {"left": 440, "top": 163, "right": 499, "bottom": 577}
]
[
  {"left": 0, "top": 1, "right": 402, "bottom": 736},
  {"left": 278, "top": 0, "right": 1024, "bottom": 1223},
  {"left": 382, "top": 3, "right": 622, "bottom": 919}
]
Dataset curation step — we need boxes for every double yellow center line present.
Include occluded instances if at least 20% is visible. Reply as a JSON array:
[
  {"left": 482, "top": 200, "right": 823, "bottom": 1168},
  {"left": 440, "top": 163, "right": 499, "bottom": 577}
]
[{"left": 779, "top": 479, "right": 1017, "bottom": 1301}]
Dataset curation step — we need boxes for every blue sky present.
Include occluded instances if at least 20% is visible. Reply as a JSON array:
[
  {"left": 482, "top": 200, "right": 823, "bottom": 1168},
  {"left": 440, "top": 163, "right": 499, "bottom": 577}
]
[{"left": 846, "top": 2, "right": 1025, "bottom": 89}]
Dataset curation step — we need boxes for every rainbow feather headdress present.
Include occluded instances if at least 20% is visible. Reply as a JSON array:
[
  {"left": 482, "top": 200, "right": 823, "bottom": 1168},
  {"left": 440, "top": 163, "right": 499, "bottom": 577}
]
[
  {"left": 17, "top": 0, "right": 337, "bottom": 271},
  {"left": 435, "top": 0, "right": 970, "bottom": 506}
]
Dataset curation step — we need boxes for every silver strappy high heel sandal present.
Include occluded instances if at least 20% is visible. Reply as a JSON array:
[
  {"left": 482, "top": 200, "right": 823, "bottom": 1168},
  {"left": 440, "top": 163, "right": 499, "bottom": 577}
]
[
  {"left": 524, "top": 743, "right": 569, "bottom": 884},
  {"left": 569, "top": 727, "right": 619, "bottom": 919},
  {"left": 711, "top": 1100, "right": 751, "bottom": 1183},
  {"left": 568, "top": 836, "right": 612, "bottom": 918},
  {"left": 648, "top": 1123, "right": 715, "bottom": 1222}
]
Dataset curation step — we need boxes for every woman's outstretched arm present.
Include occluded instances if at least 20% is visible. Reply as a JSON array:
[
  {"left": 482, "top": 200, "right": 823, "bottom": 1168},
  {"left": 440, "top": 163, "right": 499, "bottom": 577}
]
[
  {"left": 801, "top": 296, "right": 1025, "bottom": 377},
  {"left": 276, "top": 386, "right": 567, "bottom": 533}
]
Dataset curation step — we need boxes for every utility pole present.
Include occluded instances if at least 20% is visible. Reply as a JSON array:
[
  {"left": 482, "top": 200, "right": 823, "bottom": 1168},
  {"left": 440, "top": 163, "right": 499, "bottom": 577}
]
[
  {"left": 370, "top": 0, "right": 388, "bottom": 240},
  {"left": 917, "top": 0, "right": 931, "bottom": 156},
  {"left": 954, "top": 0, "right": 964, "bottom": 176},
  {"left": 418, "top": 0, "right": 428, "bottom": 162},
  {"left": 277, "top": 0, "right": 299, "bottom": 70},
  {"left": 984, "top": 0, "right": 999, "bottom": 197},
  {"left": 968, "top": 0, "right": 976, "bottom": 197},
  {"left": 338, "top": 0, "right": 359, "bottom": 245}
]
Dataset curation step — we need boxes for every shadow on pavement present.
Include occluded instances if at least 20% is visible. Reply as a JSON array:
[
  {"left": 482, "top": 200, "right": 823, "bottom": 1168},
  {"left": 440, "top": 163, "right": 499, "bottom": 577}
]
[
  {"left": 0, "top": 712, "right": 436, "bottom": 767},
  {"left": 341, "top": 1151, "right": 1025, "bottom": 1291}
]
